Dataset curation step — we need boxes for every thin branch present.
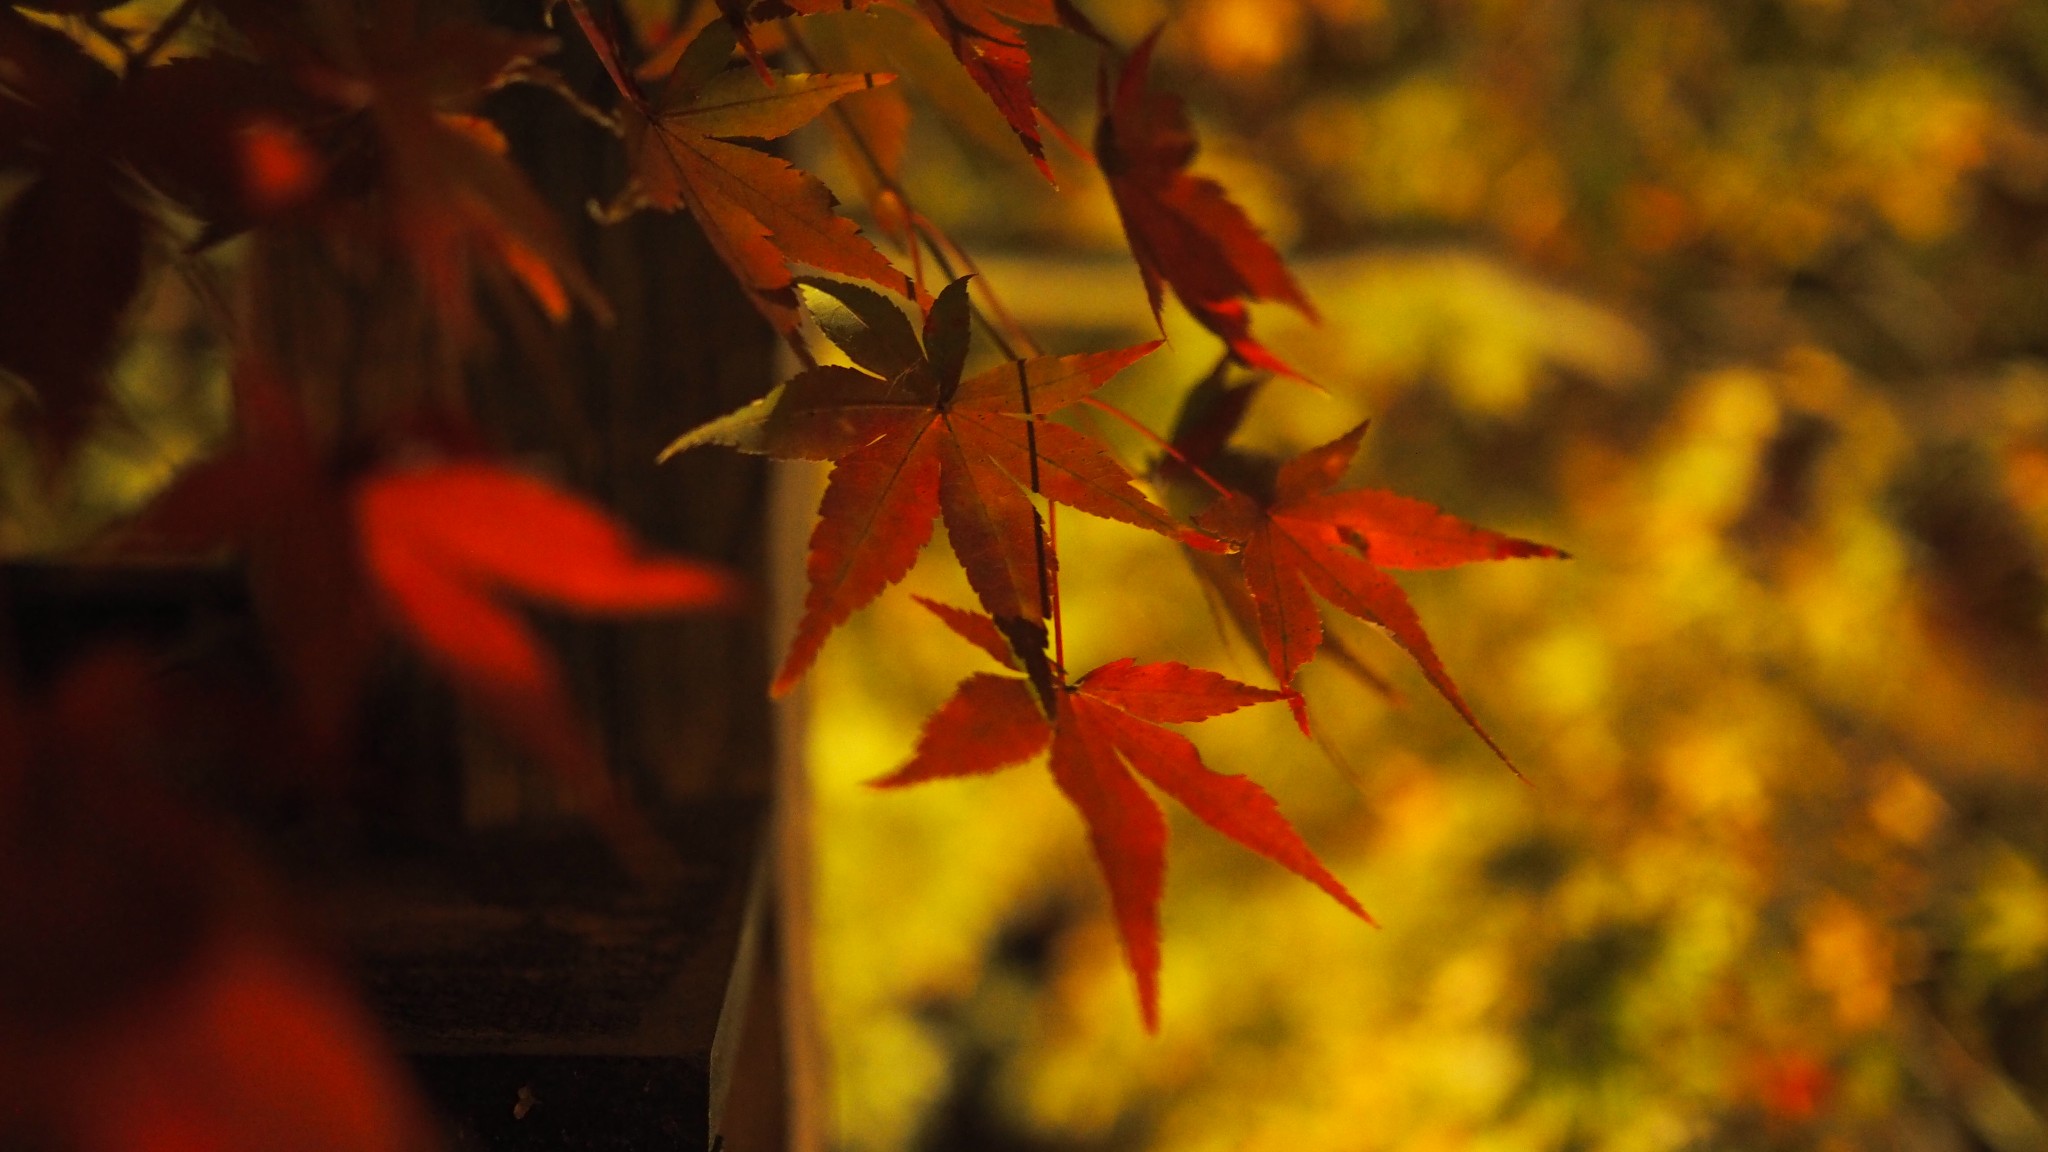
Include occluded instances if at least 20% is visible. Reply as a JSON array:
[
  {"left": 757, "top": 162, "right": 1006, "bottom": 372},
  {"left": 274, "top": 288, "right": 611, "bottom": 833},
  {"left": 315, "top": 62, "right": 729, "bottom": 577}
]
[
  {"left": 912, "top": 216, "right": 1042, "bottom": 357},
  {"left": 1079, "top": 395, "right": 1234, "bottom": 500},
  {"left": 1013, "top": 359, "right": 1063, "bottom": 672},
  {"left": 501, "top": 63, "right": 624, "bottom": 136},
  {"left": 1047, "top": 502, "right": 1065, "bottom": 674},
  {"left": 780, "top": 20, "right": 1041, "bottom": 362}
]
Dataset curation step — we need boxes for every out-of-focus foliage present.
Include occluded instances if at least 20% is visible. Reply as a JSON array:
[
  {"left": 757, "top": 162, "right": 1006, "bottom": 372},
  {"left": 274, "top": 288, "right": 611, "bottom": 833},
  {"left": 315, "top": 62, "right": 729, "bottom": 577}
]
[
  {"left": 812, "top": 0, "right": 2048, "bottom": 1149},
  {"left": 0, "top": 256, "right": 231, "bottom": 554}
]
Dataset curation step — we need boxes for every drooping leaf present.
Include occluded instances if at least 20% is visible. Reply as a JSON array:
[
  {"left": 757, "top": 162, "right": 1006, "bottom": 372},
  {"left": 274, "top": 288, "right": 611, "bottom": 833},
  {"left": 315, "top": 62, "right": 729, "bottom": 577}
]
[
  {"left": 1046, "top": 690, "right": 1169, "bottom": 1026},
  {"left": 1097, "top": 31, "right": 1316, "bottom": 377},
  {"left": 777, "top": 0, "right": 1069, "bottom": 179},
  {"left": 909, "top": 0, "right": 1054, "bottom": 180},
  {"left": 873, "top": 603, "right": 1366, "bottom": 1030}
]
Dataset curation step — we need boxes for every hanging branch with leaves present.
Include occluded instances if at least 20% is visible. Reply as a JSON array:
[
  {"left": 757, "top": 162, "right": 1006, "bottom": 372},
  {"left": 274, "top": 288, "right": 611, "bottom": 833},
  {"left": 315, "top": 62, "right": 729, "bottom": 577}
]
[{"left": 0, "top": 0, "right": 1565, "bottom": 1032}]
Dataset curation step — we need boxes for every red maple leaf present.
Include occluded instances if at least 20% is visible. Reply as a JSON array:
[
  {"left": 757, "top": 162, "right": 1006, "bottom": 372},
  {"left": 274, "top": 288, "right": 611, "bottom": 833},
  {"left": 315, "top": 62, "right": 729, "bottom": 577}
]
[
  {"left": 874, "top": 599, "right": 1365, "bottom": 1030},
  {"left": 905, "top": 0, "right": 1055, "bottom": 180},
  {"left": 580, "top": 19, "right": 904, "bottom": 332},
  {"left": 1096, "top": 31, "right": 1317, "bottom": 378},
  {"left": 1193, "top": 420, "right": 1563, "bottom": 766},
  {"left": 666, "top": 275, "right": 1192, "bottom": 693}
]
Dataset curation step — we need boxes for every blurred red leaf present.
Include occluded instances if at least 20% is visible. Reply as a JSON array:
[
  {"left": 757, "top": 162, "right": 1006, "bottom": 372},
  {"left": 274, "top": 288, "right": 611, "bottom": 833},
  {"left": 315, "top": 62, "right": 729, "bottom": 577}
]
[
  {"left": 133, "top": 369, "right": 739, "bottom": 814},
  {"left": 909, "top": 0, "right": 1054, "bottom": 180},
  {"left": 212, "top": 1, "right": 605, "bottom": 334},
  {"left": 353, "top": 461, "right": 741, "bottom": 809},
  {"left": 1752, "top": 1050, "right": 1834, "bottom": 1122},
  {"left": 65, "top": 934, "right": 435, "bottom": 1152}
]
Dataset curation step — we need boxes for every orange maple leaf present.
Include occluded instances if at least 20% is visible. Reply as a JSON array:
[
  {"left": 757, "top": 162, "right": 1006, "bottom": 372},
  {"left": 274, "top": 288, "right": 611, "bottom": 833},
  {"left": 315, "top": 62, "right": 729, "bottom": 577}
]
[{"left": 606, "top": 22, "right": 904, "bottom": 332}]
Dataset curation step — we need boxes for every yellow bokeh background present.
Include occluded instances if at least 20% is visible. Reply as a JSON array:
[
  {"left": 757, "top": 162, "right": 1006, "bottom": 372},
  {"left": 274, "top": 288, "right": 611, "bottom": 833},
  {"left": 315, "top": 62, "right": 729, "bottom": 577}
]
[{"left": 803, "top": 1, "right": 2048, "bottom": 1148}]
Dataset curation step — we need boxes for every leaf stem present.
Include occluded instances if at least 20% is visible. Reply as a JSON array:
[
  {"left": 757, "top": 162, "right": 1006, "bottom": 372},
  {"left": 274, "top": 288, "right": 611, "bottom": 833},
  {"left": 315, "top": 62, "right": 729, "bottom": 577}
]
[
  {"left": 502, "top": 62, "right": 625, "bottom": 135},
  {"left": 1048, "top": 502, "right": 1065, "bottom": 675},
  {"left": 780, "top": 21, "right": 1040, "bottom": 361},
  {"left": 1078, "top": 396, "right": 1234, "bottom": 499},
  {"left": 785, "top": 16, "right": 1066, "bottom": 670},
  {"left": 1014, "top": 360, "right": 1065, "bottom": 675}
]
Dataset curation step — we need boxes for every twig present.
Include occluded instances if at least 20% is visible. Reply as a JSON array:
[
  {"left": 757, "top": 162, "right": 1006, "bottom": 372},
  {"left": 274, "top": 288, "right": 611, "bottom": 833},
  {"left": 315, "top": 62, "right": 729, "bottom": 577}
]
[
  {"left": 912, "top": 216, "right": 1042, "bottom": 356},
  {"left": 1079, "top": 395, "right": 1234, "bottom": 499},
  {"left": 780, "top": 20, "right": 1040, "bottom": 362},
  {"left": 502, "top": 62, "right": 624, "bottom": 136},
  {"left": 1010, "top": 360, "right": 1063, "bottom": 671},
  {"left": 1047, "top": 502, "right": 1065, "bottom": 674}
]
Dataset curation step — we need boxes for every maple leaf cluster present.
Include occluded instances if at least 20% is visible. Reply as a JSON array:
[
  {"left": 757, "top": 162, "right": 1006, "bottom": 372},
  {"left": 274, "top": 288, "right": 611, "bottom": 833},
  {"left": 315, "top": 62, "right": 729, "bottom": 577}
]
[
  {"left": 0, "top": 0, "right": 1566, "bottom": 1062},
  {"left": 667, "top": 261, "right": 1561, "bottom": 1022}
]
